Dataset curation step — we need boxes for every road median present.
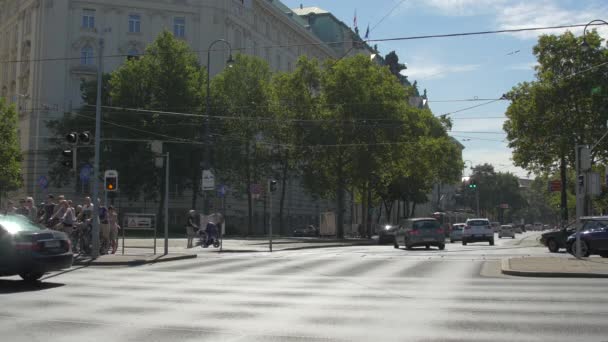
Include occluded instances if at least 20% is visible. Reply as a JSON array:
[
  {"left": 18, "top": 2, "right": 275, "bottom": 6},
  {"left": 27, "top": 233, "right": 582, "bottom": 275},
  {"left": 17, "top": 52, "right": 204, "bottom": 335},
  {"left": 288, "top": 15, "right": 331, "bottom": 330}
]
[{"left": 501, "top": 256, "right": 608, "bottom": 278}]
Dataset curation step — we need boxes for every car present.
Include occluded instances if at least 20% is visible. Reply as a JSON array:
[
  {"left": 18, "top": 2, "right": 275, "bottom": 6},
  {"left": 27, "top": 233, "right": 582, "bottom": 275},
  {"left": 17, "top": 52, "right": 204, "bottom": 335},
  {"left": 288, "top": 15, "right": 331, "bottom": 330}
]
[
  {"left": 514, "top": 225, "right": 523, "bottom": 234},
  {"left": 0, "top": 214, "right": 73, "bottom": 282},
  {"left": 498, "top": 225, "right": 515, "bottom": 239},
  {"left": 394, "top": 218, "right": 445, "bottom": 250},
  {"left": 293, "top": 225, "right": 319, "bottom": 237},
  {"left": 462, "top": 218, "right": 494, "bottom": 246},
  {"left": 524, "top": 224, "right": 532, "bottom": 232},
  {"left": 566, "top": 216, "right": 608, "bottom": 258},
  {"left": 450, "top": 223, "right": 465, "bottom": 243},
  {"left": 378, "top": 224, "right": 398, "bottom": 244},
  {"left": 540, "top": 223, "right": 578, "bottom": 253}
]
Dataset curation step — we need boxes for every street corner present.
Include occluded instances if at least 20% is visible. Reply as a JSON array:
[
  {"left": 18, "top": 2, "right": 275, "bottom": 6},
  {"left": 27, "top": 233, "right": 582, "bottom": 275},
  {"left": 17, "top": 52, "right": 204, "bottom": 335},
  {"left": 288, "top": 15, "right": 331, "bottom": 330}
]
[
  {"left": 73, "top": 253, "right": 197, "bottom": 267},
  {"left": 501, "top": 256, "right": 608, "bottom": 278}
]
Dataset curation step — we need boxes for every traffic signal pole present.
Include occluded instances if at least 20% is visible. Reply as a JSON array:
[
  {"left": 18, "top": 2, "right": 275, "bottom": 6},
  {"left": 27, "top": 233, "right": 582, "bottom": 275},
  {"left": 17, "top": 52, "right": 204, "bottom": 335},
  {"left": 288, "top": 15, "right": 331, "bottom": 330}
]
[
  {"left": 476, "top": 187, "right": 480, "bottom": 217},
  {"left": 90, "top": 37, "right": 104, "bottom": 259}
]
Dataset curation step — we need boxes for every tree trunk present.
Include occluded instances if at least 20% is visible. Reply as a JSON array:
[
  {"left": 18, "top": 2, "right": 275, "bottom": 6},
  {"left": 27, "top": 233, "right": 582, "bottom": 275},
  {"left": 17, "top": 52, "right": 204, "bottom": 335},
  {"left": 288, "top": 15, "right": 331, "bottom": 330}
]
[
  {"left": 366, "top": 180, "right": 372, "bottom": 238},
  {"left": 376, "top": 202, "right": 382, "bottom": 223},
  {"left": 560, "top": 153, "right": 568, "bottom": 223},
  {"left": 336, "top": 154, "right": 345, "bottom": 238},
  {"left": 404, "top": 200, "right": 410, "bottom": 218},
  {"left": 411, "top": 202, "right": 417, "bottom": 217},
  {"left": 246, "top": 142, "right": 253, "bottom": 236},
  {"left": 279, "top": 153, "right": 289, "bottom": 235}
]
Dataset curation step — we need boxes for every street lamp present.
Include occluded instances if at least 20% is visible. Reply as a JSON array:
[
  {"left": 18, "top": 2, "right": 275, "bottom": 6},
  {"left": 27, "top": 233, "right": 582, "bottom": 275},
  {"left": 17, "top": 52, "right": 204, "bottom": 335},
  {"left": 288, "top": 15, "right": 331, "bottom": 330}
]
[
  {"left": 581, "top": 19, "right": 608, "bottom": 52},
  {"left": 202, "top": 39, "right": 233, "bottom": 214}
]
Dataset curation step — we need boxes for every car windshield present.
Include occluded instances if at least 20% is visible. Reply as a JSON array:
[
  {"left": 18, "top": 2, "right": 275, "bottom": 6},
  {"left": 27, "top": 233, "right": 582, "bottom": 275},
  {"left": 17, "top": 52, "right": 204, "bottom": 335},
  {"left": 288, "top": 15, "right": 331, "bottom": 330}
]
[
  {"left": 468, "top": 220, "right": 489, "bottom": 226},
  {"left": 452, "top": 225, "right": 464, "bottom": 231},
  {"left": 0, "top": 215, "right": 41, "bottom": 234},
  {"left": 413, "top": 220, "right": 439, "bottom": 230}
]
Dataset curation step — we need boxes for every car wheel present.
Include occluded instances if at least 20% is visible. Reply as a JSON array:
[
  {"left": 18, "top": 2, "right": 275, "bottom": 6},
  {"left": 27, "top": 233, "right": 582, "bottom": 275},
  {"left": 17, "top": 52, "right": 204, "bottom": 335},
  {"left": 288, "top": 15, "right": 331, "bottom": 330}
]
[
  {"left": 600, "top": 253, "right": 608, "bottom": 258},
  {"left": 450, "top": 239, "right": 454, "bottom": 243},
  {"left": 438, "top": 244, "right": 445, "bottom": 250},
  {"left": 547, "top": 239, "right": 559, "bottom": 253},
  {"left": 570, "top": 240, "right": 590, "bottom": 257},
  {"left": 498, "top": 235, "right": 502, "bottom": 239},
  {"left": 405, "top": 244, "right": 413, "bottom": 250},
  {"left": 462, "top": 241, "right": 467, "bottom": 246},
  {"left": 425, "top": 245, "right": 430, "bottom": 249},
  {"left": 489, "top": 239, "right": 494, "bottom": 246},
  {"left": 19, "top": 271, "right": 44, "bottom": 282},
  {"left": 393, "top": 241, "right": 399, "bottom": 249}
]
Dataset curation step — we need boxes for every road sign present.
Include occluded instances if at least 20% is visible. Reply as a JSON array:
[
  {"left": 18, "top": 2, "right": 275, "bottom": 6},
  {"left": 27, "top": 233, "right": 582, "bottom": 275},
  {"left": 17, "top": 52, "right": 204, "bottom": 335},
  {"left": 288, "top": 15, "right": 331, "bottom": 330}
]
[
  {"left": 202, "top": 170, "right": 215, "bottom": 191},
  {"left": 499, "top": 203, "right": 509, "bottom": 209},
  {"left": 589, "top": 172, "right": 601, "bottom": 196},
  {"left": 125, "top": 214, "right": 154, "bottom": 229},
  {"left": 37, "top": 175, "right": 49, "bottom": 190},
  {"left": 80, "top": 164, "right": 92, "bottom": 182},
  {"left": 548, "top": 180, "right": 561, "bottom": 192}
]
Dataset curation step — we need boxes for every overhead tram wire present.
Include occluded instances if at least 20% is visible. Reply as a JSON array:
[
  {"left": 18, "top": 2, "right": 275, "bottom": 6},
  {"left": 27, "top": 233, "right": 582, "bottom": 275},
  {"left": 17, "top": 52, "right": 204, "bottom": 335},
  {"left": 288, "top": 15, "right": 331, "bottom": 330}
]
[{"left": 2, "top": 22, "right": 606, "bottom": 65}]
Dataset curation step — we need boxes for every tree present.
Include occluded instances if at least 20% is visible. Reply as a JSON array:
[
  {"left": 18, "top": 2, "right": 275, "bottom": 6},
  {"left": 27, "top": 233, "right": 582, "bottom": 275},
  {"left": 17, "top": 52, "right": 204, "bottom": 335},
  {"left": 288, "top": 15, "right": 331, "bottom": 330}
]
[
  {"left": 465, "top": 164, "right": 525, "bottom": 220},
  {"left": 0, "top": 98, "right": 22, "bottom": 202},
  {"left": 211, "top": 54, "right": 275, "bottom": 235},
  {"left": 504, "top": 30, "right": 608, "bottom": 222}
]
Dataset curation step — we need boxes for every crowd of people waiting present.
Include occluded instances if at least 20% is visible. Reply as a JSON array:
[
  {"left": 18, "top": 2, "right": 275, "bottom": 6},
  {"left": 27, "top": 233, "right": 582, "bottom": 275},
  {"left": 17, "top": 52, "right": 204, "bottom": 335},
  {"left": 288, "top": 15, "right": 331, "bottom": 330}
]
[{"left": 1, "top": 194, "right": 120, "bottom": 255}]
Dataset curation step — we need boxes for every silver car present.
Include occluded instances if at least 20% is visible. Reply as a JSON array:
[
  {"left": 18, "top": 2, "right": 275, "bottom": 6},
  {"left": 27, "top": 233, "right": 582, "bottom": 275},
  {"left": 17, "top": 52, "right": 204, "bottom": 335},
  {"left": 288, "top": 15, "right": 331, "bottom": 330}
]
[
  {"left": 498, "top": 225, "right": 515, "bottom": 239},
  {"left": 450, "top": 223, "right": 465, "bottom": 243},
  {"left": 394, "top": 218, "right": 446, "bottom": 250}
]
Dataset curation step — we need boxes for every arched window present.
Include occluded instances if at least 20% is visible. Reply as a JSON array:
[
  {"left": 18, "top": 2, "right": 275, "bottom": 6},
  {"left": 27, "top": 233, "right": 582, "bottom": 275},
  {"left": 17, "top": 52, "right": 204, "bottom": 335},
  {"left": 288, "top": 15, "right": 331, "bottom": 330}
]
[{"left": 80, "top": 45, "right": 94, "bottom": 65}]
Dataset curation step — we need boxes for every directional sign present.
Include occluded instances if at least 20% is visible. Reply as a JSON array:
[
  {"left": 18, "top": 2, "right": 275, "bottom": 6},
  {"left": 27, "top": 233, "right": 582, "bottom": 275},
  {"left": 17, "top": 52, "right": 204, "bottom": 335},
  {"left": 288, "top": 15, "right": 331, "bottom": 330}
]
[
  {"left": 125, "top": 215, "right": 153, "bottom": 229},
  {"left": 37, "top": 175, "right": 49, "bottom": 190},
  {"left": 202, "top": 170, "right": 215, "bottom": 191},
  {"left": 80, "top": 164, "right": 92, "bottom": 182}
]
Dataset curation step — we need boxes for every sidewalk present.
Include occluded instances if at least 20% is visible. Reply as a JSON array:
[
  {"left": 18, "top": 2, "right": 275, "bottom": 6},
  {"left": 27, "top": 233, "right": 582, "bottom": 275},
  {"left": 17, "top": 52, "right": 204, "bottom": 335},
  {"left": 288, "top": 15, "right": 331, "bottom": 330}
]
[
  {"left": 501, "top": 256, "right": 608, "bottom": 278},
  {"left": 73, "top": 253, "right": 196, "bottom": 266}
]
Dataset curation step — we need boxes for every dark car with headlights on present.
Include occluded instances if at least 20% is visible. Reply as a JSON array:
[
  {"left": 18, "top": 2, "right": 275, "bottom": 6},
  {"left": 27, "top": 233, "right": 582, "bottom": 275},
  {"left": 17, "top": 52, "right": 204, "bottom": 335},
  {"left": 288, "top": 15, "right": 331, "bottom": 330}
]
[
  {"left": 566, "top": 216, "right": 608, "bottom": 258},
  {"left": 0, "top": 214, "right": 73, "bottom": 282},
  {"left": 378, "top": 224, "right": 398, "bottom": 244}
]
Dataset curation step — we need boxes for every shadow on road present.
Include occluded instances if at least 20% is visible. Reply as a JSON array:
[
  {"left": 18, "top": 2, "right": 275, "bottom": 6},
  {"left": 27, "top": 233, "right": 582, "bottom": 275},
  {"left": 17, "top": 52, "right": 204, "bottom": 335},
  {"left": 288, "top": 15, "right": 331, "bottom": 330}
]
[{"left": 0, "top": 279, "right": 64, "bottom": 294}]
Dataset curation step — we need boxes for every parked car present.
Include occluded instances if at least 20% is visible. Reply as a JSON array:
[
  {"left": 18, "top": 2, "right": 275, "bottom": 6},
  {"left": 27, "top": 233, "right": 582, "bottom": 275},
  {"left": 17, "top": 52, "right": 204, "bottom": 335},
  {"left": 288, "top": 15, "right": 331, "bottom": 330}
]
[
  {"left": 450, "top": 223, "right": 465, "bottom": 243},
  {"left": 498, "top": 225, "right": 515, "bottom": 239},
  {"left": 394, "top": 218, "right": 445, "bottom": 250},
  {"left": 293, "top": 225, "right": 319, "bottom": 237},
  {"left": 462, "top": 218, "right": 494, "bottom": 246},
  {"left": 540, "top": 223, "right": 578, "bottom": 253},
  {"left": 566, "top": 216, "right": 608, "bottom": 257},
  {"left": 378, "top": 224, "right": 398, "bottom": 244},
  {"left": 0, "top": 214, "right": 73, "bottom": 282}
]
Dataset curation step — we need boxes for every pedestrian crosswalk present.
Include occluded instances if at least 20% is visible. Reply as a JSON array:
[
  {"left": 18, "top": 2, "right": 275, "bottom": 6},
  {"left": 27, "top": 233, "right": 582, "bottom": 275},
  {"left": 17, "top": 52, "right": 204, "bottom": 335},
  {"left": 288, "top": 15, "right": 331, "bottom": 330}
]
[{"left": 1, "top": 256, "right": 608, "bottom": 342}]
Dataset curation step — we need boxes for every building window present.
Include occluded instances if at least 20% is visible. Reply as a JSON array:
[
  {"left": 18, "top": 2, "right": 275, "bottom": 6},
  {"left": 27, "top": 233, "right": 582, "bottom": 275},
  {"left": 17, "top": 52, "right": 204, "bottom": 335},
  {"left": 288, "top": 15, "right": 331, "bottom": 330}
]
[
  {"left": 128, "top": 14, "right": 141, "bottom": 33},
  {"left": 80, "top": 46, "right": 94, "bottom": 65},
  {"left": 127, "top": 48, "right": 140, "bottom": 61},
  {"left": 173, "top": 17, "right": 185, "bottom": 37},
  {"left": 82, "top": 9, "right": 95, "bottom": 29}
]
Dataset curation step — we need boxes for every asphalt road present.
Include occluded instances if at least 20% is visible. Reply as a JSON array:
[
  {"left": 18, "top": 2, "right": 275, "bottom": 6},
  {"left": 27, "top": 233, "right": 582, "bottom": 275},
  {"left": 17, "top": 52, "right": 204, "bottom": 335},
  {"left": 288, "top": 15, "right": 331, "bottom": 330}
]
[{"left": 1, "top": 232, "right": 607, "bottom": 342}]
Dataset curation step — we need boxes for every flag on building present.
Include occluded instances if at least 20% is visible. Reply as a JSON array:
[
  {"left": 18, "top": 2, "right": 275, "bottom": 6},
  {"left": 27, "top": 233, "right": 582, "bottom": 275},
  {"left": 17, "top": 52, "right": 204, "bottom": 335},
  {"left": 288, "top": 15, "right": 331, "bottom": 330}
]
[
  {"left": 353, "top": 10, "right": 358, "bottom": 29},
  {"left": 364, "top": 24, "right": 370, "bottom": 39}
]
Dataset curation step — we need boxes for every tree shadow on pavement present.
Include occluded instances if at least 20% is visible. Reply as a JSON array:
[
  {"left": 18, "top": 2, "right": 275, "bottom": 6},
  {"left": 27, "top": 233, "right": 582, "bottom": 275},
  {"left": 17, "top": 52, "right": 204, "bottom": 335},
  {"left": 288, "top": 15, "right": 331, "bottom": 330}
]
[{"left": 0, "top": 279, "right": 64, "bottom": 294}]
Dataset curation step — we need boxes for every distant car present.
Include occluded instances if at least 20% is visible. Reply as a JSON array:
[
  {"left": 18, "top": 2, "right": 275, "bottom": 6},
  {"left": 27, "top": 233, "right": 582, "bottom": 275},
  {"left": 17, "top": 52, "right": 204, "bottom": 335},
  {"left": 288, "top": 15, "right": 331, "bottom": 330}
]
[
  {"left": 394, "top": 218, "right": 445, "bottom": 250},
  {"left": 514, "top": 225, "right": 523, "bottom": 234},
  {"left": 450, "top": 223, "right": 465, "bottom": 243},
  {"left": 498, "top": 225, "right": 515, "bottom": 239},
  {"left": 462, "top": 218, "right": 494, "bottom": 246},
  {"left": 0, "top": 215, "right": 73, "bottom": 282},
  {"left": 293, "top": 225, "right": 319, "bottom": 237},
  {"left": 524, "top": 224, "right": 532, "bottom": 231},
  {"left": 378, "top": 224, "right": 398, "bottom": 244},
  {"left": 541, "top": 224, "right": 577, "bottom": 253},
  {"left": 566, "top": 217, "right": 608, "bottom": 258}
]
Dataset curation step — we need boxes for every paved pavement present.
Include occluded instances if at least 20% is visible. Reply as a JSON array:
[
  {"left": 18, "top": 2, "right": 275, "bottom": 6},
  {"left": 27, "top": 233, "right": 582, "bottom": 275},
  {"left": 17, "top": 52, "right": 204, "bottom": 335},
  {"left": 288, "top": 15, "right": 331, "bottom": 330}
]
[
  {"left": 503, "top": 256, "right": 608, "bottom": 278},
  {"left": 2, "top": 232, "right": 608, "bottom": 341}
]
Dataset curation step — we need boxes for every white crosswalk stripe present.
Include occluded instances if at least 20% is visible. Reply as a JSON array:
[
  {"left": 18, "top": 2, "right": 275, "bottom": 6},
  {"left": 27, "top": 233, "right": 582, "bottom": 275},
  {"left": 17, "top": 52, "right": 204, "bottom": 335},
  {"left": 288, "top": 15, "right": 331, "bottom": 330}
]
[{"left": 1, "top": 256, "right": 607, "bottom": 342}]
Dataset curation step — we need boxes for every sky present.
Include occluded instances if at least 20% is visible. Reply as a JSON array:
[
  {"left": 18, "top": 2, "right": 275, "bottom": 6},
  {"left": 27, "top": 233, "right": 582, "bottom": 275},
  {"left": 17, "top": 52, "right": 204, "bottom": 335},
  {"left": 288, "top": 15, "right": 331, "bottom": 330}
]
[{"left": 282, "top": 0, "right": 608, "bottom": 178}]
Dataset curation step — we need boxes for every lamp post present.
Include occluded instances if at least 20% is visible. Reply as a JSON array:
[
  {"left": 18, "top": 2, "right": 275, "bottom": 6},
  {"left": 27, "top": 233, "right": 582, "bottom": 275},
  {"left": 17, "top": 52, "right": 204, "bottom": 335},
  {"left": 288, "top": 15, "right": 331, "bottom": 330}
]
[
  {"left": 203, "top": 39, "right": 233, "bottom": 215},
  {"left": 580, "top": 19, "right": 608, "bottom": 51}
]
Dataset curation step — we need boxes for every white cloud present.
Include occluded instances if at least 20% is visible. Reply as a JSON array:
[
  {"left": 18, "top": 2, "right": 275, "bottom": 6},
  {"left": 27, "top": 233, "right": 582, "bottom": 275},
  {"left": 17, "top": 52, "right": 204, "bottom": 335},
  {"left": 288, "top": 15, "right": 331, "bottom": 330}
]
[
  {"left": 509, "top": 61, "right": 539, "bottom": 71},
  {"left": 461, "top": 146, "right": 530, "bottom": 177},
  {"left": 403, "top": 63, "right": 480, "bottom": 80}
]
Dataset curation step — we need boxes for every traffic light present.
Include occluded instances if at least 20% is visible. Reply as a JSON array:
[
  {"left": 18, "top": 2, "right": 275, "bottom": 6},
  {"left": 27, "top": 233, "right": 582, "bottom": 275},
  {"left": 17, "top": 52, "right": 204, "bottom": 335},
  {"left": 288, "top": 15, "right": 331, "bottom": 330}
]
[
  {"left": 66, "top": 132, "right": 78, "bottom": 144},
  {"left": 468, "top": 180, "right": 477, "bottom": 189},
  {"left": 79, "top": 131, "right": 91, "bottom": 144},
  {"left": 61, "top": 149, "right": 74, "bottom": 168},
  {"left": 104, "top": 172, "right": 118, "bottom": 192},
  {"left": 578, "top": 174, "right": 585, "bottom": 188},
  {"left": 269, "top": 179, "right": 278, "bottom": 192}
]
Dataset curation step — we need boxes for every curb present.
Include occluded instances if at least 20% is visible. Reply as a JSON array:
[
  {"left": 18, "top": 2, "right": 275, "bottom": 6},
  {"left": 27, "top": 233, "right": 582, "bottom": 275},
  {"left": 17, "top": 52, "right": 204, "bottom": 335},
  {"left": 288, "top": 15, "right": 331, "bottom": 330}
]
[
  {"left": 500, "top": 258, "right": 608, "bottom": 278},
  {"left": 73, "top": 254, "right": 196, "bottom": 267}
]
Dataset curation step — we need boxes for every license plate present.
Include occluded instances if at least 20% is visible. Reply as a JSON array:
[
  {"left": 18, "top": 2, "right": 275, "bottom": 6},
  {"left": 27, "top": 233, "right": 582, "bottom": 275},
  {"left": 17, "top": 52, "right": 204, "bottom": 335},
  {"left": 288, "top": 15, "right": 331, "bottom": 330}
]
[{"left": 44, "top": 240, "right": 61, "bottom": 248}]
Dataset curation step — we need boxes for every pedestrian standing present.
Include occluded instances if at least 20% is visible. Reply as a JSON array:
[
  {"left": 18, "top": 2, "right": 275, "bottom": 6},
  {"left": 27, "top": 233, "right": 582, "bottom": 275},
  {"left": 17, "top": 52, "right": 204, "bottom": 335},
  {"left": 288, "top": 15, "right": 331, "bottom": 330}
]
[
  {"left": 25, "top": 197, "right": 38, "bottom": 223},
  {"left": 78, "top": 196, "right": 94, "bottom": 221},
  {"left": 15, "top": 199, "right": 29, "bottom": 217},
  {"left": 60, "top": 200, "right": 76, "bottom": 235},
  {"left": 50, "top": 200, "right": 67, "bottom": 229},
  {"left": 41, "top": 195, "right": 56, "bottom": 224},
  {"left": 186, "top": 210, "right": 199, "bottom": 248},
  {"left": 98, "top": 199, "right": 110, "bottom": 254},
  {"left": 108, "top": 206, "right": 119, "bottom": 254}
]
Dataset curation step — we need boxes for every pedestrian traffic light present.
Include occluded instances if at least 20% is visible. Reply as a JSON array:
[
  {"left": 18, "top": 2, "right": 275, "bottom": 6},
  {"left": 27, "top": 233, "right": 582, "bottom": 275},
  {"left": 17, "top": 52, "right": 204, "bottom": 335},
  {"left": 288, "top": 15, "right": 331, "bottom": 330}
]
[
  {"left": 269, "top": 179, "right": 278, "bottom": 192},
  {"left": 104, "top": 172, "right": 118, "bottom": 192},
  {"left": 468, "top": 180, "right": 477, "bottom": 189},
  {"left": 61, "top": 149, "right": 74, "bottom": 168},
  {"left": 578, "top": 174, "right": 585, "bottom": 187}
]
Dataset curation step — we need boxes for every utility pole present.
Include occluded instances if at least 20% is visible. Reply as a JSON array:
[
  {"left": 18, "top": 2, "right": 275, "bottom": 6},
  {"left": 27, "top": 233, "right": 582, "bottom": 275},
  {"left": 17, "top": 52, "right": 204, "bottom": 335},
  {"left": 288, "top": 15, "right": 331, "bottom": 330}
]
[
  {"left": 164, "top": 153, "right": 170, "bottom": 255},
  {"left": 476, "top": 187, "right": 480, "bottom": 217},
  {"left": 575, "top": 144, "right": 591, "bottom": 258},
  {"left": 90, "top": 36, "right": 104, "bottom": 258}
]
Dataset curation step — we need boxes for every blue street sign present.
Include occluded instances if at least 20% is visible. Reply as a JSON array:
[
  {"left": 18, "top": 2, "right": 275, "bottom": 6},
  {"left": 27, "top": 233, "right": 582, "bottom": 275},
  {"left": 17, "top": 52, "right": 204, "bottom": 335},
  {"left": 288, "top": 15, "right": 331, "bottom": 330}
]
[
  {"left": 217, "top": 185, "right": 226, "bottom": 197},
  {"left": 80, "top": 164, "right": 92, "bottom": 182},
  {"left": 37, "top": 175, "right": 49, "bottom": 190}
]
